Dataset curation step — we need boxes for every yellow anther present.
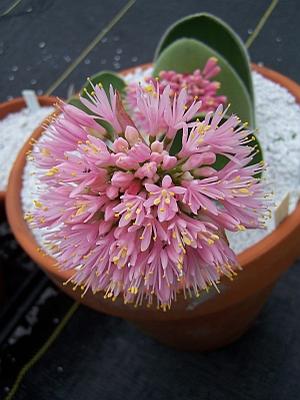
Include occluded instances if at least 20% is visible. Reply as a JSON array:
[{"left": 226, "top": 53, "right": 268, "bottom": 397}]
[
  {"left": 33, "top": 200, "right": 43, "bottom": 208},
  {"left": 144, "top": 85, "right": 154, "bottom": 93},
  {"left": 239, "top": 188, "right": 250, "bottom": 194},
  {"left": 41, "top": 147, "right": 50, "bottom": 156},
  {"left": 124, "top": 212, "right": 132, "bottom": 221},
  {"left": 210, "top": 234, "right": 220, "bottom": 241},
  {"left": 45, "top": 167, "right": 59, "bottom": 176},
  {"left": 75, "top": 204, "right": 87, "bottom": 216},
  {"left": 183, "top": 235, "right": 192, "bottom": 246},
  {"left": 24, "top": 213, "right": 34, "bottom": 223}
]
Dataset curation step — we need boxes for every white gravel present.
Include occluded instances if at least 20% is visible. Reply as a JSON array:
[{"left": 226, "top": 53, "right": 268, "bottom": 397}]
[
  {"left": 21, "top": 68, "right": 300, "bottom": 255},
  {"left": 0, "top": 106, "right": 54, "bottom": 191}
]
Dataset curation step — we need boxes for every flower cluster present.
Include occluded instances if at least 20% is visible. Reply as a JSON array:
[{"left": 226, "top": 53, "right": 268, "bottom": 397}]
[
  {"left": 127, "top": 57, "right": 227, "bottom": 130},
  {"left": 29, "top": 79, "right": 267, "bottom": 310}
]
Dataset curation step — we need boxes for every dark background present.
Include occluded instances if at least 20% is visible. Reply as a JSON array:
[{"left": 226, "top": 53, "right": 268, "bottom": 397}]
[{"left": 0, "top": 1, "right": 300, "bottom": 399}]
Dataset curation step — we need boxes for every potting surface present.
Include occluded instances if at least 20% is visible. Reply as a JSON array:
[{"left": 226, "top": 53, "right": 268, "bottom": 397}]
[{"left": 1, "top": 1, "right": 300, "bottom": 399}]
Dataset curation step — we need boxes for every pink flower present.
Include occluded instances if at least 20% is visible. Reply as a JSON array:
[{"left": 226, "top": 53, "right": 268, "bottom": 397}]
[
  {"left": 144, "top": 175, "right": 186, "bottom": 222},
  {"left": 30, "top": 73, "right": 268, "bottom": 309},
  {"left": 80, "top": 83, "right": 122, "bottom": 133},
  {"left": 163, "top": 87, "right": 202, "bottom": 139},
  {"left": 113, "top": 193, "right": 146, "bottom": 227}
]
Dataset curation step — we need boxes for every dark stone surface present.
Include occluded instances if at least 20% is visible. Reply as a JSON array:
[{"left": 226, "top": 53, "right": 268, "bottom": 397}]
[
  {"left": 0, "top": 0, "right": 127, "bottom": 101},
  {"left": 249, "top": 0, "right": 300, "bottom": 82}
]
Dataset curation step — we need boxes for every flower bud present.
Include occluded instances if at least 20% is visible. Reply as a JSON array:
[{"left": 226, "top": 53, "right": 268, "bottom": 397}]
[
  {"left": 106, "top": 185, "right": 119, "bottom": 199},
  {"left": 135, "top": 162, "right": 157, "bottom": 179},
  {"left": 151, "top": 140, "right": 163, "bottom": 153},
  {"left": 113, "top": 137, "right": 128, "bottom": 153},
  {"left": 125, "top": 126, "right": 140, "bottom": 146},
  {"left": 111, "top": 171, "right": 134, "bottom": 188},
  {"left": 162, "top": 155, "right": 177, "bottom": 170}
]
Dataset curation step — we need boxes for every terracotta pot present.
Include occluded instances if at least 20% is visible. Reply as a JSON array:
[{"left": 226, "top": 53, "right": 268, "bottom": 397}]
[
  {"left": 0, "top": 96, "right": 57, "bottom": 202},
  {"left": 5, "top": 65, "right": 300, "bottom": 351}
]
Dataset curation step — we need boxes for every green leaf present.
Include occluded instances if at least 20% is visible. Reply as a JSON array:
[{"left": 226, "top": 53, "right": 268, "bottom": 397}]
[
  {"left": 81, "top": 71, "right": 126, "bottom": 98},
  {"left": 154, "top": 13, "right": 253, "bottom": 102},
  {"left": 153, "top": 38, "right": 255, "bottom": 127}
]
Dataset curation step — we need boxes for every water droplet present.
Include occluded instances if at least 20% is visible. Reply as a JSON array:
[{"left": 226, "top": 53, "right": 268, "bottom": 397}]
[
  {"left": 64, "top": 55, "right": 71, "bottom": 63},
  {"left": 84, "top": 58, "right": 91, "bottom": 65},
  {"left": 39, "top": 41, "right": 46, "bottom": 49},
  {"left": 101, "top": 37, "right": 107, "bottom": 43},
  {"left": 116, "top": 48, "right": 123, "bottom": 55},
  {"left": 247, "top": 28, "right": 253, "bottom": 35},
  {"left": 113, "top": 62, "right": 121, "bottom": 70},
  {"left": 276, "top": 37, "right": 282, "bottom": 43},
  {"left": 8, "top": 74, "right": 14, "bottom": 81},
  {"left": 131, "top": 56, "right": 138, "bottom": 63},
  {"left": 11, "top": 65, "right": 18, "bottom": 72},
  {"left": 30, "top": 78, "right": 37, "bottom": 85},
  {"left": 257, "top": 62, "right": 264, "bottom": 67},
  {"left": 27, "top": 6, "right": 33, "bottom": 12},
  {"left": 57, "top": 366, "right": 64, "bottom": 373},
  {"left": 6, "top": 95, "right": 13, "bottom": 101},
  {"left": 4, "top": 386, "right": 10, "bottom": 393},
  {"left": 276, "top": 57, "right": 282, "bottom": 62},
  {"left": 53, "top": 317, "right": 59, "bottom": 324},
  {"left": 113, "top": 36, "right": 120, "bottom": 42},
  {"left": 100, "top": 59, "right": 107, "bottom": 65},
  {"left": 26, "top": 66, "right": 32, "bottom": 71},
  {"left": 114, "top": 55, "right": 121, "bottom": 61},
  {"left": 37, "top": 89, "right": 43, "bottom": 95}
]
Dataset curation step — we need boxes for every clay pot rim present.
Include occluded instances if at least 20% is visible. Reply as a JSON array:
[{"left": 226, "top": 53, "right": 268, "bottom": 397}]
[
  {"left": 0, "top": 96, "right": 58, "bottom": 202},
  {"left": 5, "top": 64, "right": 300, "bottom": 320}
]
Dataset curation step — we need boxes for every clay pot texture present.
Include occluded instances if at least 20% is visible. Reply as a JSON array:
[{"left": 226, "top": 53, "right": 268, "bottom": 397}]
[
  {"left": 5, "top": 66, "right": 300, "bottom": 351},
  {"left": 0, "top": 96, "right": 57, "bottom": 202}
]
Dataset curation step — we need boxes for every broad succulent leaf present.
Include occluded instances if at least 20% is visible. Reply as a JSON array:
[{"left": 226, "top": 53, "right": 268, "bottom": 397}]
[{"left": 154, "top": 13, "right": 254, "bottom": 103}]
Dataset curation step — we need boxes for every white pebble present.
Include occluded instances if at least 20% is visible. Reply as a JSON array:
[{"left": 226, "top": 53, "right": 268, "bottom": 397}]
[{"left": 0, "top": 106, "right": 54, "bottom": 191}]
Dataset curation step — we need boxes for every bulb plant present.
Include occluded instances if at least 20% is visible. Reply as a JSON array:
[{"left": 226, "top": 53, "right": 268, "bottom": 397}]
[{"left": 26, "top": 13, "right": 268, "bottom": 310}]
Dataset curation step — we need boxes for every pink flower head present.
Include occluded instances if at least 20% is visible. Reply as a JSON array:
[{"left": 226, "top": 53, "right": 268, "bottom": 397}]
[{"left": 29, "top": 76, "right": 268, "bottom": 310}]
